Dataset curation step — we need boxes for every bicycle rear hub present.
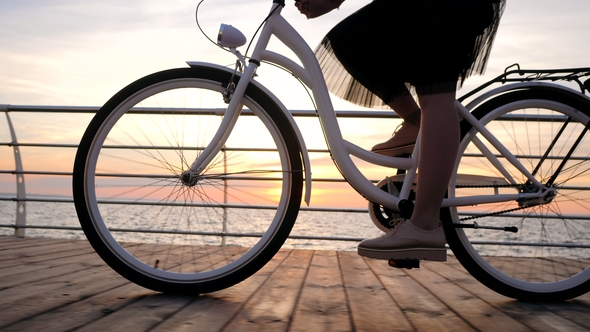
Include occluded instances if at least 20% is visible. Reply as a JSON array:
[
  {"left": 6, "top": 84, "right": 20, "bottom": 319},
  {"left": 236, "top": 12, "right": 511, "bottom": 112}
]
[{"left": 518, "top": 184, "right": 557, "bottom": 207}]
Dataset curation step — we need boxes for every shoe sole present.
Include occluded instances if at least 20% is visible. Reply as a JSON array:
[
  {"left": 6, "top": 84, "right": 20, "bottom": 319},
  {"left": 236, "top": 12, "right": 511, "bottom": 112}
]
[
  {"left": 357, "top": 246, "right": 447, "bottom": 262},
  {"left": 372, "top": 144, "right": 415, "bottom": 157}
]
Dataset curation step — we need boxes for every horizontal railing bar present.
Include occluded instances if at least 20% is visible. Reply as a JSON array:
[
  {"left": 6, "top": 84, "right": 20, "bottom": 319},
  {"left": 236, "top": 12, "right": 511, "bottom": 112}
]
[
  {"left": 3, "top": 105, "right": 580, "bottom": 121},
  {"left": 0, "top": 171, "right": 72, "bottom": 176},
  {"left": 459, "top": 212, "right": 590, "bottom": 220},
  {"left": 471, "top": 241, "right": 590, "bottom": 248},
  {"left": 3, "top": 105, "right": 574, "bottom": 122},
  {"left": 1, "top": 105, "right": 100, "bottom": 113},
  {"left": 1, "top": 223, "right": 589, "bottom": 248},
  {"left": 0, "top": 197, "right": 368, "bottom": 213},
  {"left": 2, "top": 168, "right": 589, "bottom": 192},
  {"left": 2, "top": 196, "right": 589, "bottom": 220},
  {"left": 0, "top": 197, "right": 75, "bottom": 203},
  {"left": 1, "top": 105, "right": 401, "bottom": 118},
  {"left": 0, "top": 143, "right": 79, "bottom": 148},
  {"left": 495, "top": 113, "right": 569, "bottom": 122},
  {"left": 1, "top": 141, "right": 585, "bottom": 165},
  {"left": 0, "top": 224, "right": 83, "bottom": 231},
  {"left": 0, "top": 171, "right": 374, "bottom": 184},
  {"left": 462, "top": 153, "right": 589, "bottom": 161},
  {"left": 0, "top": 224, "right": 366, "bottom": 242},
  {"left": 0, "top": 143, "right": 331, "bottom": 155}
]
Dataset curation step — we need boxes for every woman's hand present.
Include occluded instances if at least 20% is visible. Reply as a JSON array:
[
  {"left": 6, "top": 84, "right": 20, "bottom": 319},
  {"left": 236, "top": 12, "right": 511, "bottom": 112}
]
[{"left": 295, "top": 0, "right": 344, "bottom": 19}]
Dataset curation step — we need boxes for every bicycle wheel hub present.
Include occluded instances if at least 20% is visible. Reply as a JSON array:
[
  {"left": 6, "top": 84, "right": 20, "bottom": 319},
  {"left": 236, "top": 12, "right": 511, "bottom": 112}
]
[
  {"left": 180, "top": 171, "right": 201, "bottom": 187},
  {"left": 517, "top": 184, "right": 557, "bottom": 208}
]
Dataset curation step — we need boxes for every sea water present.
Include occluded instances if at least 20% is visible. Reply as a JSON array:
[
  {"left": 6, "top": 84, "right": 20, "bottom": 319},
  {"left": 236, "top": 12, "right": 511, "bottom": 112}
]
[
  {"left": 0, "top": 200, "right": 382, "bottom": 251},
  {"left": 2, "top": 200, "right": 589, "bottom": 258}
]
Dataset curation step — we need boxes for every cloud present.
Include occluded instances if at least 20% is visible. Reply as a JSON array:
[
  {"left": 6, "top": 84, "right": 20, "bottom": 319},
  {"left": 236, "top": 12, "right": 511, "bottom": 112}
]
[{"left": 0, "top": 0, "right": 588, "bottom": 106}]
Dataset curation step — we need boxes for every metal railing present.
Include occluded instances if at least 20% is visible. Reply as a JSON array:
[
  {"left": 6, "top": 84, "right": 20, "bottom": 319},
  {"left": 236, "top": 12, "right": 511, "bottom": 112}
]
[
  {"left": 1, "top": 104, "right": 405, "bottom": 241},
  {"left": 1, "top": 103, "right": 589, "bottom": 248}
]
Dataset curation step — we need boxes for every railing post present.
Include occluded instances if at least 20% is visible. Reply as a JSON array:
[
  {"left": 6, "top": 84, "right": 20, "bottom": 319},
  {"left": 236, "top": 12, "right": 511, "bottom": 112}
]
[
  {"left": 221, "top": 146, "right": 228, "bottom": 246},
  {"left": 3, "top": 105, "right": 27, "bottom": 237}
]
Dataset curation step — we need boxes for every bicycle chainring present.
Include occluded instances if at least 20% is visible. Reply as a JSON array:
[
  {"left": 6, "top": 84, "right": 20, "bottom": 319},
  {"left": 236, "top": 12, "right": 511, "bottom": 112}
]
[{"left": 368, "top": 177, "right": 416, "bottom": 233}]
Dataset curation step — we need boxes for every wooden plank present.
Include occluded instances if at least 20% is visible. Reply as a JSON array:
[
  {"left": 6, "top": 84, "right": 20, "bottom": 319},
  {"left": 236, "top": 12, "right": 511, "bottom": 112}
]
[
  {"left": 289, "top": 250, "right": 351, "bottom": 331},
  {"left": 0, "top": 265, "right": 126, "bottom": 328},
  {"left": 0, "top": 236, "right": 63, "bottom": 250},
  {"left": 406, "top": 258, "right": 532, "bottom": 331},
  {"left": 0, "top": 240, "right": 88, "bottom": 260},
  {"left": 0, "top": 240, "right": 96, "bottom": 264},
  {"left": 486, "top": 256, "right": 584, "bottom": 282},
  {"left": 0, "top": 261, "right": 115, "bottom": 305},
  {"left": 123, "top": 242, "right": 223, "bottom": 271},
  {"left": 0, "top": 282, "right": 150, "bottom": 332},
  {"left": 1, "top": 236, "right": 590, "bottom": 331},
  {"left": 0, "top": 248, "right": 101, "bottom": 278},
  {"left": 546, "top": 257, "right": 590, "bottom": 279},
  {"left": 539, "top": 301, "right": 590, "bottom": 330},
  {"left": 365, "top": 256, "right": 475, "bottom": 331},
  {"left": 337, "top": 251, "right": 413, "bottom": 331},
  {"left": 149, "top": 249, "right": 292, "bottom": 332},
  {"left": 0, "top": 255, "right": 104, "bottom": 290},
  {"left": 223, "top": 249, "right": 313, "bottom": 331},
  {"left": 75, "top": 293, "right": 194, "bottom": 332},
  {"left": 574, "top": 291, "right": 590, "bottom": 303},
  {"left": 433, "top": 259, "right": 590, "bottom": 331}
]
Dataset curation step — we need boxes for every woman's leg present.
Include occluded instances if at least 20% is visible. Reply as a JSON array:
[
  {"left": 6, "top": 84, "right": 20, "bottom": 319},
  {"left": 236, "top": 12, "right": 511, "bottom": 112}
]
[
  {"left": 373, "top": 90, "right": 459, "bottom": 228},
  {"left": 387, "top": 94, "right": 421, "bottom": 125},
  {"left": 357, "top": 91, "right": 458, "bottom": 260},
  {"left": 412, "top": 91, "right": 459, "bottom": 230},
  {"left": 374, "top": 90, "right": 459, "bottom": 229}
]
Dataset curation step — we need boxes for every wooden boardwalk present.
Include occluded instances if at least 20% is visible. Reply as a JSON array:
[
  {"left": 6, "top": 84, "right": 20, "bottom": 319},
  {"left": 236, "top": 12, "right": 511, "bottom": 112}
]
[{"left": 1, "top": 235, "right": 590, "bottom": 331}]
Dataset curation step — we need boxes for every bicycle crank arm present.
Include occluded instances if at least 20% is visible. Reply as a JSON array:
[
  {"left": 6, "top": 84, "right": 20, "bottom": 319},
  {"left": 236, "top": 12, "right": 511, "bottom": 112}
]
[{"left": 452, "top": 222, "right": 518, "bottom": 233}]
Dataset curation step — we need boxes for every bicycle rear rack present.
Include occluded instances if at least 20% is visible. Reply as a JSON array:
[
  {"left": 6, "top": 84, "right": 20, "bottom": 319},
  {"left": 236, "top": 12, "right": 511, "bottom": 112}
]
[{"left": 459, "top": 64, "right": 590, "bottom": 102}]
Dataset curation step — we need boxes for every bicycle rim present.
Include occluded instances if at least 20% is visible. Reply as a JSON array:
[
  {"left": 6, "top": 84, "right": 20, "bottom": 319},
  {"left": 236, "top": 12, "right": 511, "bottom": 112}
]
[
  {"left": 447, "top": 89, "right": 590, "bottom": 300},
  {"left": 74, "top": 68, "right": 303, "bottom": 293}
]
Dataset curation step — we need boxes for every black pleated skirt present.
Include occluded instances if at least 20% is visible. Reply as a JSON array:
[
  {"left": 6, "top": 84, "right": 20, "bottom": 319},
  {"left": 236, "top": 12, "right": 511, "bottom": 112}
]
[{"left": 315, "top": 0, "right": 506, "bottom": 108}]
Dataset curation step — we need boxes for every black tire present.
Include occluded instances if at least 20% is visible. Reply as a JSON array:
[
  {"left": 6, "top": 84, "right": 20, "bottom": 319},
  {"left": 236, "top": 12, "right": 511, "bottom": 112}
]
[
  {"left": 443, "top": 86, "right": 590, "bottom": 301},
  {"left": 73, "top": 67, "right": 303, "bottom": 294}
]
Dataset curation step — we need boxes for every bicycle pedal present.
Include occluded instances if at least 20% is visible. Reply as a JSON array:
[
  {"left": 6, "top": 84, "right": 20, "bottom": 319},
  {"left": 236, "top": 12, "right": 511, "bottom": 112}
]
[{"left": 388, "top": 258, "right": 420, "bottom": 270}]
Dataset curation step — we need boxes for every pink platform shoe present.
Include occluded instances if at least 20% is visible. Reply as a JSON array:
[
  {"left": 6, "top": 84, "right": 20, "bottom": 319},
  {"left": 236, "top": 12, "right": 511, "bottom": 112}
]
[
  {"left": 371, "top": 122, "right": 419, "bottom": 157},
  {"left": 357, "top": 219, "right": 446, "bottom": 261}
]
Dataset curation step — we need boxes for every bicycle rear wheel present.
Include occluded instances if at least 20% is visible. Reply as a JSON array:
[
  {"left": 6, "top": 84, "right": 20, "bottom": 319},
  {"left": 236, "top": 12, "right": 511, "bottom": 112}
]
[
  {"left": 73, "top": 67, "right": 303, "bottom": 294},
  {"left": 445, "top": 86, "right": 590, "bottom": 301}
]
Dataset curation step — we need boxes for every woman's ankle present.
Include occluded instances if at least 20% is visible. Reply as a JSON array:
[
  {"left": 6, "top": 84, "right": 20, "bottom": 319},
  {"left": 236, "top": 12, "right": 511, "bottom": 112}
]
[{"left": 409, "top": 218, "right": 440, "bottom": 231}]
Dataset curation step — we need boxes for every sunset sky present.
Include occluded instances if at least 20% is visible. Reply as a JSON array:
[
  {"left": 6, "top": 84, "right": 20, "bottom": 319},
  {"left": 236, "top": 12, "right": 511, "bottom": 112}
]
[
  {"left": 1, "top": 0, "right": 589, "bottom": 208},
  {"left": 1, "top": 0, "right": 589, "bottom": 106}
]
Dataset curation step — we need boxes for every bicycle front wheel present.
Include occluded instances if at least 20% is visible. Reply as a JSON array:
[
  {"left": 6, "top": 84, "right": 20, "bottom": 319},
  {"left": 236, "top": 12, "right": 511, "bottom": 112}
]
[
  {"left": 445, "top": 87, "right": 590, "bottom": 301},
  {"left": 73, "top": 67, "right": 303, "bottom": 294}
]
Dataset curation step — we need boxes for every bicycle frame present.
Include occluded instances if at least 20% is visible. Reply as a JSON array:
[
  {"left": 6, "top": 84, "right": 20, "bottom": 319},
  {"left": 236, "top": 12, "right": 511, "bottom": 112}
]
[{"left": 185, "top": 0, "right": 549, "bottom": 211}]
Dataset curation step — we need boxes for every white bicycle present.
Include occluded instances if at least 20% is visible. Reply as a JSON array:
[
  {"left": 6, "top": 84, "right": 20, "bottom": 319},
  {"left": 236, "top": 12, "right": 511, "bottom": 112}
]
[{"left": 73, "top": 0, "right": 590, "bottom": 301}]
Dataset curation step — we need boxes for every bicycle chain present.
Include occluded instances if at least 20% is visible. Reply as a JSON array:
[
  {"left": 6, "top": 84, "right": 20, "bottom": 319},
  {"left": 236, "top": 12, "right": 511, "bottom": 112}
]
[
  {"left": 383, "top": 181, "right": 531, "bottom": 221},
  {"left": 458, "top": 205, "right": 529, "bottom": 221},
  {"left": 455, "top": 183, "right": 532, "bottom": 221}
]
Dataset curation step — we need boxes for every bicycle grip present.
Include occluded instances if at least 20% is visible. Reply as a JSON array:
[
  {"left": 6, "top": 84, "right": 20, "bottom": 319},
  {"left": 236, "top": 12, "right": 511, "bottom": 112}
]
[{"left": 504, "top": 226, "right": 518, "bottom": 233}]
